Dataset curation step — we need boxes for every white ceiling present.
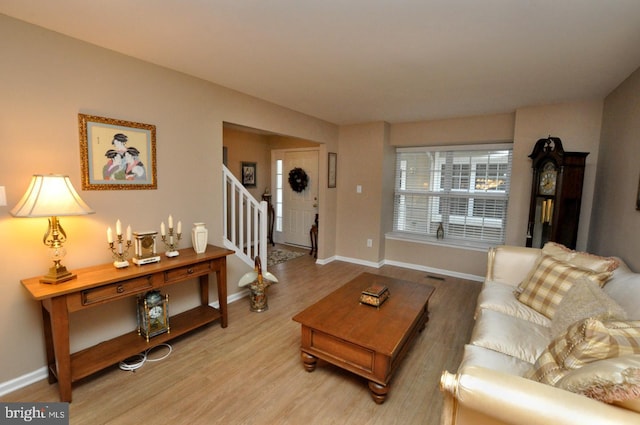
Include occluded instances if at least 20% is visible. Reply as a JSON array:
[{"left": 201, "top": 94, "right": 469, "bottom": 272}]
[{"left": 2, "top": 1, "right": 640, "bottom": 125}]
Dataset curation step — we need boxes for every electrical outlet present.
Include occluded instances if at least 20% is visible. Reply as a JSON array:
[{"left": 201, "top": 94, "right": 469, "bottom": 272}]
[{"left": 367, "top": 239, "right": 373, "bottom": 247}]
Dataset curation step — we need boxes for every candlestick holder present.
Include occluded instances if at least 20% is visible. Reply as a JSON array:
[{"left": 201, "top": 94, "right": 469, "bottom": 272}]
[
  {"left": 161, "top": 228, "right": 182, "bottom": 257},
  {"left": 109, "top": 234, "right": 132, "bottom": 268}
]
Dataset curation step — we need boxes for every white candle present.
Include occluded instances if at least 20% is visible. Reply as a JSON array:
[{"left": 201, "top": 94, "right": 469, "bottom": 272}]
[
  {"left": 107, "top": 227, "right": 113, "bottom": 243},
  {"left": 168, "top": 215, "right": 173, "bottom": 229},
  {"left": 126, "top": 225, "right": 132, "bottom": 241},
  {"left": 161, "top": 222, "right": 166, "bottom": 236},
  {"left": 177, "top": 220, "right": 182, "bottom": 235},
  {"left": 116, "top": 219, "right": 122, "bottom": 236}
]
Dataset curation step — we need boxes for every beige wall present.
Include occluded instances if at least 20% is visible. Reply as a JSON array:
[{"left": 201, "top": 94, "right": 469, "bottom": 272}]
[
  {"left": 336, "top": 122, "right": 389, "bottom": 263},
  {"left": 223, "top": 127, "right": 272, "bottom": 199},
  {"left": 0, "top": 15, "right": 337, "bottom": 384},
  {"left": 590, "top": 67, "right": 640, "bottom": 269},
  {"left": 390, "top": 112, "right": 516, "bottom": 146}
]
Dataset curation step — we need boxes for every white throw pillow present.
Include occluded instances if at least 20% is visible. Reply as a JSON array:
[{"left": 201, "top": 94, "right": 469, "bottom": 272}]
[{"left": 551, "top": 277, "right": 627, "bottom": 338}]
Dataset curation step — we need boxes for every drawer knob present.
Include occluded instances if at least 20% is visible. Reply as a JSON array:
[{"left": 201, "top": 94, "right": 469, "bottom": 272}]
[
  {"left": 116, "top": 285, "right": 125, "bottom": 294},
  {"left": 187, "top": 268, "right": 194, "bottom": 274}
]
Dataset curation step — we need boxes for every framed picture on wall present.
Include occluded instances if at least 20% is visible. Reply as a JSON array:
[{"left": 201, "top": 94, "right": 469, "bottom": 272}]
[
  {"left": 242, "top": 162, "right": 257, "bottom": 187},
  {"left": 328, "top": 152, "right": 337, "bottom": 188},
  {"left": 78, "top": 113, "right": 157, "bottom": 190}
]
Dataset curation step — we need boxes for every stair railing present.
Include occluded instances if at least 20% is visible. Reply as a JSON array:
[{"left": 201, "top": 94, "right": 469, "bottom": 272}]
[{"left": 222, "top": 165, "right": 268, "bottom": 271}]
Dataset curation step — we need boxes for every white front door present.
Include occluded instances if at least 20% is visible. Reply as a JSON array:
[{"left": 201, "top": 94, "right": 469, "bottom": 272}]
[{"left": 281, "top": 150, "right": 318, "bottom": 247}]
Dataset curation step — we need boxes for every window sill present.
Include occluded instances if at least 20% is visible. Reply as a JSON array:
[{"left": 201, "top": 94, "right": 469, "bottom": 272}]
[{"left": 385, "top": 231, "right": 494, "bottom": 252}]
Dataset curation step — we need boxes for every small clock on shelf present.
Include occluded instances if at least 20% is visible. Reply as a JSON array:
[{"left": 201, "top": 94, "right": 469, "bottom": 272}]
[
  {"left": 133, "top": 231, "right": 161, "bottom": 265},
  {"left": 137, "top": 290, "right": 170, "bottom": 342}
]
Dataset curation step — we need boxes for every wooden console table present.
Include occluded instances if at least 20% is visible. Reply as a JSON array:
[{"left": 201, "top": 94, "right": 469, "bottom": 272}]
[{"left": 21, "top": 244, "right": 234, "bottom": 402}]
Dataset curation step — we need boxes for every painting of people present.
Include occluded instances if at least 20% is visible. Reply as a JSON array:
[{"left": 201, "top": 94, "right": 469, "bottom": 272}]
[{"left": 79, "top": 114, "right": 157, "bottom": 190}]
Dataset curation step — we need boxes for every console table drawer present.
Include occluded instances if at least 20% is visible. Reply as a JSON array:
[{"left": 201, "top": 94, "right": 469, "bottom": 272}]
[
  {"left": 82, "top": 276, "right": 153, "bottom": 305},
  {"left": 164, "top": 261, "right": 212, "bottom": 283}
]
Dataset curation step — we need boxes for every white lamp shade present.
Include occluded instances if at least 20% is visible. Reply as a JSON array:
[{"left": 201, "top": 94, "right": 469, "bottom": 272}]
[{"left": 10, "top": 174, "right": 95, "bottom": 217}]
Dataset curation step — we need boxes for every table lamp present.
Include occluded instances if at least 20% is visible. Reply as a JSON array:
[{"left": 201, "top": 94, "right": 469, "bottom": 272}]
[{"left": 11, "top": 174, "right": 95, "bottom": 284}]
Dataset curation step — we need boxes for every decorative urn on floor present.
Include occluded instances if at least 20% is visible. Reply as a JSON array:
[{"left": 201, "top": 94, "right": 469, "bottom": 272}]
[{"left": 238, "top": 256, "right": 278, "bottom": 312}]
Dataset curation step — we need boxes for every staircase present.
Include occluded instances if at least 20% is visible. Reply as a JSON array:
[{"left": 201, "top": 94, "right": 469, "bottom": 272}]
[{"left": 222, "top": 165, "right": 269, "bottom": 271}]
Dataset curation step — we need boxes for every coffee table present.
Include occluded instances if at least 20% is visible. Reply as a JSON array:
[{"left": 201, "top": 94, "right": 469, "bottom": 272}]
[{"left": 292, "top": 272, "right": 435, "bottom": 404}]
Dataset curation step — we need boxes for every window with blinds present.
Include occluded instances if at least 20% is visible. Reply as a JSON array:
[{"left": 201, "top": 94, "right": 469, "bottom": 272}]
[{"left": 393, "top": 144, "right": 513, "bottom": 246}]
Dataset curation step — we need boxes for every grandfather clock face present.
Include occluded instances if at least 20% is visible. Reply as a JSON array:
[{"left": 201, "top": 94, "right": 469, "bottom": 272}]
[{"left": 538, "top": 162, "right": 557, "bottom": 196}]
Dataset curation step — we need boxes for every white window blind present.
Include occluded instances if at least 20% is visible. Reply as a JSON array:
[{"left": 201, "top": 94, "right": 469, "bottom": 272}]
[{"left": 393, "top": 144, "right": 513, "bottom": 245}]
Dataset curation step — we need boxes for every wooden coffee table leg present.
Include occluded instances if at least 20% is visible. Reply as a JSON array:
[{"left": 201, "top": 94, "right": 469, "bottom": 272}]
[
  {"left": 368, "top": 381, "right": 389, "bottom": 404},
  {"left": 301, "top": 351, "right": 317, "bottom": 372}
]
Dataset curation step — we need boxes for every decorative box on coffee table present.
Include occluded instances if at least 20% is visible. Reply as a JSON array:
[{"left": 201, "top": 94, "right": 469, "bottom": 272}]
[{"left": 359, "top": 283, "right": 390, "bottom": 307}]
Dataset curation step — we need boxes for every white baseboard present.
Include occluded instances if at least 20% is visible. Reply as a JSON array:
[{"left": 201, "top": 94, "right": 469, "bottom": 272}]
[
  {"left": 382, "top": 259, "right": 484, "bottom": 282},
  {"left": 227, "top": 256, "right": 482, "bottom": 286},
  {"left": 0, "top": 367, "right": 48, "bottom": 398},
  {"left": 317, "top": 254, "right": 483, "bottom": 282},
  {"left": 333, "top": 255, "right": 384, "bottom": 268},
  {"left": 314, "top": 255, "right": 335, "bottom": 265}
]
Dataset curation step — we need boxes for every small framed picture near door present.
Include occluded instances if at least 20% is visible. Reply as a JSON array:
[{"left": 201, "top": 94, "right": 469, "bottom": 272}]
[
  {"left": 242, "top": 162, "right": 256, "bottom": 187},
  {"left": 328, "top": 152, "right": 337, "bottom": 188}
]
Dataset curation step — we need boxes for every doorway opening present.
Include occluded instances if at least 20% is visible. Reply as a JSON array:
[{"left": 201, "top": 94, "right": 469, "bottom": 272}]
[{"left": 222, "top": 123, "right": 320, "bottom": 250}]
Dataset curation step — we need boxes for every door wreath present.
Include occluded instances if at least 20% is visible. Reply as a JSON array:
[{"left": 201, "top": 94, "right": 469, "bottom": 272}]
[{"left": 288, "top": 167, "right": 309, "bottom": 193}]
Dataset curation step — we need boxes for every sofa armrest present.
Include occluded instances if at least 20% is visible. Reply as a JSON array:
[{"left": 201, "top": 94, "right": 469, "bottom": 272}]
[
  {"left": 440, "top": 366, "right": 638, "bottom": 425},
  {"left": 486, "top": 245, "right": 541, "bottom": 286}
]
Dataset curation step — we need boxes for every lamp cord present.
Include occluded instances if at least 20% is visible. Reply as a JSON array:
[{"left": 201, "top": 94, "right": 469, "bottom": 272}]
[{"left": 118, "top": 343, "right": 172, "bottom": 372}]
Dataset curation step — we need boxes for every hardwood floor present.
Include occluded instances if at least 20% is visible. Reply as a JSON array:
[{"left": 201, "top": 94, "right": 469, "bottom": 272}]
[{"left": 2, "top": 246, "right": 481, "bottom": 425}]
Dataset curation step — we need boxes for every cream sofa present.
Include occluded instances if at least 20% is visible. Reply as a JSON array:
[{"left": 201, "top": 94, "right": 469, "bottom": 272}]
[{"left": 440, "top": 244, "right": 640, "bottom": 425}]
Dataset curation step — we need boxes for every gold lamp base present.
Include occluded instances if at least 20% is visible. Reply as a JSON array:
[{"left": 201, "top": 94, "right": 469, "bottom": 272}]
[
  {"left": 9, "top": 175, "right": 95, "bottom": 285},
  {"left": 40, "top": 263, "right": 76, "bottom": 284}
]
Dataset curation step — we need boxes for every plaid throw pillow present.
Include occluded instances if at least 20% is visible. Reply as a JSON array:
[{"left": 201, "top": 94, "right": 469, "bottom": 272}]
[
  {"left": 528, "top": 318, "right": 640, "bottom": 385},
  {"left": 516, "top": 255, "right": 612, "bottom": 319},
  {"left": 542, "top": 242, "right": 619, "bottom": 273}
]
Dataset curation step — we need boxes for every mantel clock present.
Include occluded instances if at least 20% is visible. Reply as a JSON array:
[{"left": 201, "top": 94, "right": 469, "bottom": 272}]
[
  {"left": 132, "top": 231, "right": 161, "bottom": 265},
  {"left": 137, "top": 290, "right": 170, "bottom": 342}
]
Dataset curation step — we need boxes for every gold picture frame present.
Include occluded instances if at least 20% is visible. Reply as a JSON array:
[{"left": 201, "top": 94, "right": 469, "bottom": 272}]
[{"left": 79, "top": 113, "right": 157, "bottom": 190}]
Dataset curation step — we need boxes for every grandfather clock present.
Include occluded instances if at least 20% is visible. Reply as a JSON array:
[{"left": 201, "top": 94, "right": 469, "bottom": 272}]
[{"left": 526, "top": 136, "right": 588, "bottom": 249}]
